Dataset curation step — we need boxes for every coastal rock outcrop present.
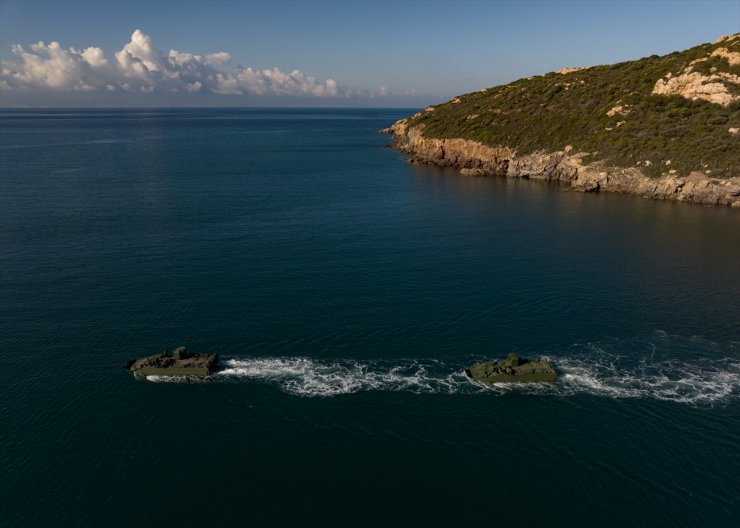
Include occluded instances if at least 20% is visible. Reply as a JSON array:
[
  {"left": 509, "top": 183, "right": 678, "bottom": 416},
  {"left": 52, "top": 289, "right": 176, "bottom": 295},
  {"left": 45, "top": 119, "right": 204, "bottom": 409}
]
[
  {"left": 389, "top": 119, "right": 513, "bottom": 176},
  {"left": 385, "top": 120, "right": 740, "bottom": 207}
]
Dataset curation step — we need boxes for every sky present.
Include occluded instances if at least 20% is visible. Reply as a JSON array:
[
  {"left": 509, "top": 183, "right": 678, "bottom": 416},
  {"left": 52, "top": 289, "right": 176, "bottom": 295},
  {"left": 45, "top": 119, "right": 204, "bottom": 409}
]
[{"left": 1, "top": 0, "right": 738, "bottom": 107}]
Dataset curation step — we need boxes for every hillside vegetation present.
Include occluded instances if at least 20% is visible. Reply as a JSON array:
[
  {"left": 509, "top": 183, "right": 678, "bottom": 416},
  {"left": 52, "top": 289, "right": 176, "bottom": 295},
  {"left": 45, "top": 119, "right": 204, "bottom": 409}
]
[{"left": 407, "top": 34, "right": 739, "bottom": 178}]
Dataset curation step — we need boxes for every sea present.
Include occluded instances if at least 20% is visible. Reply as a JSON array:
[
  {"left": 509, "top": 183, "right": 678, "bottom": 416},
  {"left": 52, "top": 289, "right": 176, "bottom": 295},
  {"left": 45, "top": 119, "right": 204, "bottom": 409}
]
[{"left": 1, "top": 108, "right": 739, "bottom": 527}]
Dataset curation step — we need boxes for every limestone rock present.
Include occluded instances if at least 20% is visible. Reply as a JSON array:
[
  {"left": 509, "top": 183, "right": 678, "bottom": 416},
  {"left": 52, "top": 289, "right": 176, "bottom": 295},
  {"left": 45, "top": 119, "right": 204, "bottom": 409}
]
[
  {"left": 711, "top": 47, "right": 740, "bottom": 66},
  {"left": 385, "top": 120, "right": 740, "bottom": 208},
  {"left": 558, "top": 66, "right": 591, "bottom": 75},
  {"left": 652, "top": 70, "right": 739, "bottom": 107}
]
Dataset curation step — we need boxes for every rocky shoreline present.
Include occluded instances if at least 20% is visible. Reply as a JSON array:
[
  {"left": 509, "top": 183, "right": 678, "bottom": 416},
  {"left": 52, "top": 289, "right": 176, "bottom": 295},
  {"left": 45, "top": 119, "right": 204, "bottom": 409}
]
[{"left": 383, "top": 119, "right": 740, "bottom": 208}]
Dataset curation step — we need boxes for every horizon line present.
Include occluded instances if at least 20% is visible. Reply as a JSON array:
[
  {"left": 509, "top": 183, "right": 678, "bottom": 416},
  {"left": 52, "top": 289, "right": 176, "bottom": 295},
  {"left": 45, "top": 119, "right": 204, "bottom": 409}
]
[{"left": 0, "top": 105, "right": 424, "bottom": 110}]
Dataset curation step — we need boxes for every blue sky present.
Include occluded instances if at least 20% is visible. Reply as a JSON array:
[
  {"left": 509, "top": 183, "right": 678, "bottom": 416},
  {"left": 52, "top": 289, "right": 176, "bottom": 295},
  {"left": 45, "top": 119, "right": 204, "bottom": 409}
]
[{"left": 1, "top": 0, "right": 738, "bottom": 107}]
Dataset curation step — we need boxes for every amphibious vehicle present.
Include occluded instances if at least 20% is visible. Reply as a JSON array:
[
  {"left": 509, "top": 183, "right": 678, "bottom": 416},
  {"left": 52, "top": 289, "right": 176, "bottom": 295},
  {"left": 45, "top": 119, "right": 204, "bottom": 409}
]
[
  {"left": 465, "top": 353, "right": 557, "bottom": 384},
  {"left": 126, "top": 346, "right": 219, "bottom": 377}
]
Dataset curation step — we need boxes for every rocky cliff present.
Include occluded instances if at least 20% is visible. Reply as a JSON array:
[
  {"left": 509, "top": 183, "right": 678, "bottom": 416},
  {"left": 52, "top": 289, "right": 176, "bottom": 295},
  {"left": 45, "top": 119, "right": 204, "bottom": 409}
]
[
  {"left": 384, "top": 34, "right": 740, "bottom": 207},
  {"left": 385, "top": 118, "right": 740, "bottom": 206}
]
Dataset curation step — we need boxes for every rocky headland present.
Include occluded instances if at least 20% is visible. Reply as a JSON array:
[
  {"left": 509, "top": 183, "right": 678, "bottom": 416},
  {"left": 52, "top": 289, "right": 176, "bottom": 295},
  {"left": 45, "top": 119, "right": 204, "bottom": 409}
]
[{"left": 383, "top": 34, "right": 740, "bottom": 207}]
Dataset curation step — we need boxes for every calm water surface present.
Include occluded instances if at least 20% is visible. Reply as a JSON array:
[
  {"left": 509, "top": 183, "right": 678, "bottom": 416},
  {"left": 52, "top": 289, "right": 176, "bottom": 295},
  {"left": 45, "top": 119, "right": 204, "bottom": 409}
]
[{"left": 1, "top": 108, "right": 739, "bottom": 526}]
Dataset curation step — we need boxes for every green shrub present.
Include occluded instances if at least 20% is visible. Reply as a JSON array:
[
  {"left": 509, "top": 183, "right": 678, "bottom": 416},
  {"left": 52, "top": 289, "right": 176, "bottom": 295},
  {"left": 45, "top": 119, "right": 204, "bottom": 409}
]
[{"left": 408, "top": 35, "right": 740, "bottom": 178}]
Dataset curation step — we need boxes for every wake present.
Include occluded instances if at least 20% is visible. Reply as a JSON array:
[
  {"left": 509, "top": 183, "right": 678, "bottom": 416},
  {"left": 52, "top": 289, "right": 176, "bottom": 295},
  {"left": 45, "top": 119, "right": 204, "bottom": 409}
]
[{"left": 148, "top": 334, "right": 740, "bottom": 405}]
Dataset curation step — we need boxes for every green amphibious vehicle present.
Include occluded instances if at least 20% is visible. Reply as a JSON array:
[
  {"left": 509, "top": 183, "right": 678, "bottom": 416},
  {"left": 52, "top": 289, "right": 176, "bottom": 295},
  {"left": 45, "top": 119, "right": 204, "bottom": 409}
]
[
  {"left": 126, "top": 346, "right": 219, "bottom": 377},
  {"left": 465, "top": 353, "right": 557, "bottom": 384}
]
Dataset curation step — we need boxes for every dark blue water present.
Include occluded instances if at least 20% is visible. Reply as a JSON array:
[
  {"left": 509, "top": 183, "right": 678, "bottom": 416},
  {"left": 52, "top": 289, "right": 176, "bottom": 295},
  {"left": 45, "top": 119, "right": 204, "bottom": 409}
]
[{"left": 1, "top": 108, "right": 739, "bottom": 527}]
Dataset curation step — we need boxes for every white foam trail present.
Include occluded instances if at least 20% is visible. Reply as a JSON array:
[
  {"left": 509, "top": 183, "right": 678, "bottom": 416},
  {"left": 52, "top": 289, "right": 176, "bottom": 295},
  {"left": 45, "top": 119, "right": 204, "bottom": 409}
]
[
  {"left": 556, "top": 354, "right": 740, "bottom": 404},
  {"left": 146, "top": 336, "right": 740, "bottom": 405},
  {"left": 214, "top": 357, "right": 470, "bottom": 397},
  {"left": 145, "top": 374, "right": 208, "bottom": 384}
]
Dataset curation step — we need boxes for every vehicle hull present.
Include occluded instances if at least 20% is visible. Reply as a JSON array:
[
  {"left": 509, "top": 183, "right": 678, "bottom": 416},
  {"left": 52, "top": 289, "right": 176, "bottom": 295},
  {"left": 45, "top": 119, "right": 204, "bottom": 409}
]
[
  {"left": 132, "top": 366, "right": 215, "bottom": 377},
  {"left": 126, "top": 347, "right": 219, "bottom": 378},
  {"left": 465, "top": 354, "right": 557, "bottom": 385}
]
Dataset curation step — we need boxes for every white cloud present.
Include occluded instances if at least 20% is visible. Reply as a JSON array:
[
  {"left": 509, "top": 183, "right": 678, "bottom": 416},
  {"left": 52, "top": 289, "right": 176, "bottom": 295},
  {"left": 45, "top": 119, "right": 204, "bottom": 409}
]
[
  {"left": 205, "top": 52, "right": 231, "bottom": 65},
  {"left": 1, "top": 29, "right": 360, "bottom": 99},
  {"left": 185, "top": 81, "right": 202, "bottom": 93},
  {"left": 116, "top": 29, "right": 164, "bottom": 73},
  {"left": 9, "top": 42, "right": 85, "bottom": 90},
  {"left": 81, "top": 47, "right": 108, "bottom": 69}
]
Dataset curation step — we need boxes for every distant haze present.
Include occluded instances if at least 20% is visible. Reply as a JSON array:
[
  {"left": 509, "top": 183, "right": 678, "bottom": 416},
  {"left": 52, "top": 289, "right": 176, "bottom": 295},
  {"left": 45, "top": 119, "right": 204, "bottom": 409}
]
[{"left": 1, "top": 0, "right": 738, "bottom": 107}]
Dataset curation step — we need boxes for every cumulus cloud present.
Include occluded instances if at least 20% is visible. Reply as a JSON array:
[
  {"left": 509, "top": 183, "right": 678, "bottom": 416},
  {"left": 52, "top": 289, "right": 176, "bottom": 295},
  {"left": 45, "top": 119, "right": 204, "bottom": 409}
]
[{"left": 1, "top": 29, "right": 351, "bottom": 98}]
